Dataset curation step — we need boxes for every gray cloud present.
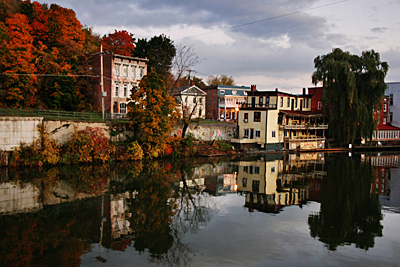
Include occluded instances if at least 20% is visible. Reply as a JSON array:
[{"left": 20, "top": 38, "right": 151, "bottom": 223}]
[
  {"left": 370, "top": 27, "right": 388, "bottom": 33},
  {"left": 41, "top": 0, "right": 400, "bottom": 88}
]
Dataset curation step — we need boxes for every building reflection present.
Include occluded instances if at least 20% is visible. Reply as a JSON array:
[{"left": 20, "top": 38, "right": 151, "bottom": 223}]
[
  {"left": 361, "top": 153, "right": 400, "bottom": 212},
  {"left": 236, "top": 153, "right": 326, "bottom": 213}
]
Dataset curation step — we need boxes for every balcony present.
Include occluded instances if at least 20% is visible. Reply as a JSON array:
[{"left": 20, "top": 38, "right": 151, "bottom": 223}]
[{"left": 279, "top": 123, "right": 328, "bottom": 130}]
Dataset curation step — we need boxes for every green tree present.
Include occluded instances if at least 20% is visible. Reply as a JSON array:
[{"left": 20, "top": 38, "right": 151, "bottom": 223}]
[
  {"left": 132, "top": 34, "right": 176, "bottom": 80},
  {"left": 312, "top": 48, "right": 388, "bottom": 145},
  {"left": 205, "top": 74, "right": 235, "bottom": 86},
  {"left": 127, "top": 69, "right": 178, "bottom": 158}
]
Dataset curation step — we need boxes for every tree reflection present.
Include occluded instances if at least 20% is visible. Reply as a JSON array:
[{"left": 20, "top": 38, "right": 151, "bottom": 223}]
[
  {"left": 125, "top": 160, "right": 216, "bottom": 266},
  {"left": 308, "top": 154, "right": 383, "bottom": 251}
]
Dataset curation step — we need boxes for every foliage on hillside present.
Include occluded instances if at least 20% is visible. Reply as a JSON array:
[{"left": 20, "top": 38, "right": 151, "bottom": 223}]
[{"left": 0, "top": 1, "right": 100, "bottom": 110}]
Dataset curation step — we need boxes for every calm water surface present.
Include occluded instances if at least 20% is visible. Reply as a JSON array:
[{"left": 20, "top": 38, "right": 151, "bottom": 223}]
[{"left": 0, "top": 152, "right": 399, "bottom": 266}]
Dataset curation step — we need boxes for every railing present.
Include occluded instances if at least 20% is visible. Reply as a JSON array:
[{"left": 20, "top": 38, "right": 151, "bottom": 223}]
[
  {"left": 284, "top": 136, "right": 326, "bottom": 142},
  {"left": 279, "top": 123, "right": 328, "bottom": 130},
  {"left": 0, "top": 108, "right": 112, "bottom": 122}
]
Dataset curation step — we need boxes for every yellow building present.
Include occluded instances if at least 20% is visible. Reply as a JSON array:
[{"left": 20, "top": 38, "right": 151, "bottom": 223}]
[{"left": 232, "top": 89, "right": 328, "bottom": 150}]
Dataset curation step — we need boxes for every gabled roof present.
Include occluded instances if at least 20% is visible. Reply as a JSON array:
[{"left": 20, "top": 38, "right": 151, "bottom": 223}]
[{"left": 172, "top": 85, "right": 207, "bottom": 96}]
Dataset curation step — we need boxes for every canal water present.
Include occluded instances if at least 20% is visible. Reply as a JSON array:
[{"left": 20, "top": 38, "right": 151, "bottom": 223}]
[{"left": 0, "top": 152, "right": 399, "bottom": 266}]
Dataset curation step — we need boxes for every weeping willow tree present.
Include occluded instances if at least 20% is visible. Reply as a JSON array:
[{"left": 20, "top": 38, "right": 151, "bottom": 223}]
[{"left": 312, "top": 48, "right": 388, "bottom": 146}]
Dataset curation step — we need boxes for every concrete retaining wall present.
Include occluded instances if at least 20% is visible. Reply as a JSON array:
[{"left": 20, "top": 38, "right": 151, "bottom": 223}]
[
  {"left": 0, "top": 117, "right": 43, "bottom": 151},
  {"left": 0, "top": 117, "right": 109, "bottom": 151},
  {"left": 0, "top": 117, "right": 234, "bottom": 158}
]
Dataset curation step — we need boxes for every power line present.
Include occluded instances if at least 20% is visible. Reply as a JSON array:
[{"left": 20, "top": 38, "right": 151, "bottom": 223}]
[
  {"left": 177, "top": 0, "right": 348, "bottom": 41},
  {"left": 0, "top": 73, "right": 99, "bottom": 78}
]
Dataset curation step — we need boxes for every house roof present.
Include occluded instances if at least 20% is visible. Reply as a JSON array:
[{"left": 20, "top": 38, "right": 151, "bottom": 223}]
[
  {"left": 378, "top": 124, "right": 400, "bottom": 131},
  {"left": 171, "top": 85, "right": 207, "bottom": 96}
]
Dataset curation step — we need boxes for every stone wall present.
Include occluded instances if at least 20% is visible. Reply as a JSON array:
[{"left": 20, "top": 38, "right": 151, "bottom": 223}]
[
  {"left": 44, "top": 120, "right": 109, "bottom": 144},
  {"left": 170, "top": 124, "right": 236, "bottom": 141}
]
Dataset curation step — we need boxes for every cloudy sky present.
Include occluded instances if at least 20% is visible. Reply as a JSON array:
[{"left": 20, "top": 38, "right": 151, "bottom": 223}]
[{"left": 42, "top": 0, "right": 400, "bottom": 93}]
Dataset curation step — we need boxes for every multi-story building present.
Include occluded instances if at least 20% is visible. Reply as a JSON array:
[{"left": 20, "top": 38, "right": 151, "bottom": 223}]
[
  {"left": 92, "top": 52, "right": 148, "bottom": 119},
  {"left": 202, "top": 85, "right": 251, "bottom": 121},
  {"left": 172, "top": 85, "right": 207, "bottom": 120},
  {"left": 232, "top": 88, "right": 328, "bottom": 150},
  {"left": 235, "top": 154, "right": 325, "bottom": 213},
  {"left": 386, "top": 82, "right": 400, "bottom": 127}
]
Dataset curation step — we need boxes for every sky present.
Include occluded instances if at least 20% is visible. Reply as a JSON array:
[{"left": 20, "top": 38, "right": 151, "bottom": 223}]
[{"left": 41, "top": 0, "right": 400, "bottom": 94}]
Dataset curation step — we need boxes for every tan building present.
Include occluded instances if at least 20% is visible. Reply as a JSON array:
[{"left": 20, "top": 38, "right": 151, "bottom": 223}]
[
  {"left": 93, "top": 52, "right": 148, "bottom": 119},
  {"left": 232, "top": 88, "right": 328, "bottom": 150}
]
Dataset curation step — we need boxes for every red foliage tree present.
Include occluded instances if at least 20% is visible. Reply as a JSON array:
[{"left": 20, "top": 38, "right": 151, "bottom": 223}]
[{"left": 102, "top": 30, "right": 135, "bottom": 56}]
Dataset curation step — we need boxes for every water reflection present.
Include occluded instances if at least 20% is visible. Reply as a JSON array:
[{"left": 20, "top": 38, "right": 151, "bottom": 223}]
[{"left": 0, "top": 153, "right": 399, "bottom": 266}]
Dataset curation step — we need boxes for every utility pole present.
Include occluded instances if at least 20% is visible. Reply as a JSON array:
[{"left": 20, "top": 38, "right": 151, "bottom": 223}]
[{"left": 101, "top": 45, "right": 105, "bottom": 121}]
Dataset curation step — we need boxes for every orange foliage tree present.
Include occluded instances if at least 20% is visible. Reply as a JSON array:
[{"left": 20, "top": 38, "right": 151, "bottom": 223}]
[
  {"left": 127, "top": 69, "right": 178, "bottom": 158},
  {"left": 0, "top": 13, "right": 37, "bottom": 107}
]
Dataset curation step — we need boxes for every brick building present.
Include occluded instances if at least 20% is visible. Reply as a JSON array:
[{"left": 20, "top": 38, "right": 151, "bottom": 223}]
[{"left": 92, "top": 52, "right": 148, "bottom": 118}]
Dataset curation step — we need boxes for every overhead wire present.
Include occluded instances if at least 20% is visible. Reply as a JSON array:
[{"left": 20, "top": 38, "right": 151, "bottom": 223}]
[{"left": 176, "top": 0, "right": 349, "bottom": 41}]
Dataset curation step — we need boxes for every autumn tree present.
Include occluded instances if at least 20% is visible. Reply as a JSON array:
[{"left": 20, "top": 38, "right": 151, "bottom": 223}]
[
  {"left": 132, "top": 34, "right": 176, "bottom": 80},
  {"left": 169, "top": 44, "right": 201, "bottom": 92},
  {"left": 127, "top": 69, "right": 178, "bottom": 158},
  {"left": 312, "top": 48, "right": 388, "bottom": 145},
  {"left": 101, "top": 30, "right": 135, "bottom": 56},
  {"left": 0, "top": 13, "right": 37, "bottom": 107},
  {"left": 206, "top": 74, "right": 235, "bottom": 86}
]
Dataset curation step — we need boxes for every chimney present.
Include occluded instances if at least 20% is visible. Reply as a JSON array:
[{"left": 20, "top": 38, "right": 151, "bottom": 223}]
[
  {"left": 251, "top": 84, "right": 257, "bottom": 91},
  {"left": 275, "top": 88, "right": 278, "bottom": 91},
  {"left": 303, "top": 88, "right": 306, "bottom": 95}
]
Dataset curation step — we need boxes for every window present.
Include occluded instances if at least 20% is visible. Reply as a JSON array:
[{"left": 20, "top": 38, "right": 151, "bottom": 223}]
[
  {"left": 244, "top": 129, "right": 249, "bottom": 138},
  {"left": 243, "top": 166, "right": 249, "bottom": 173},
  {"left": 284, "top": 130, "right": 288, "bottom": 137},
  {"left": 199, "top": 97, "right": 203, "bottom": 104},
  {"left": 306, "top": 99, "right": 309, "bottom": 108},
  {"left": 295, "top": 99, "right": 298, "bottom": 108},
  {"left": 271, "top": 167, "right": 275, "bottom": 173},
  {"left": 384, "top": 103, "right": 387, "bottom": 112},
  {"left": 254, "top": 112, "right": 261, "bottom": 122},
  {"left": 280, "top": 97, "right": 283, "bottom": 107},
  {"left": 272, "top": 131, "right": 276, "bottom": 138},
  {"left": 220, "top": 90, "right": 225, "bottom": 94},
  {"left": 123, "top": 84, "right": 128, "bottom": 97},
  {"left": 293, "top": 131, "right": 297, "bottom": 137},
  {"left": 115, "top": 83, "right": 119, "bottom": 97},
  {"left": 254, "top": 166, "right": 260, "bottom": 174},
  {"left": 255, "top": 130, "right": 261, "bottom": 138},
  {"left": 242, "top": 178, "right": 247, "bottom": 187},
  {"left": 115, "top": 64, "right": 120, "bottom": 76},
  {"left": 120, "top": 103, "right": 127, "bottom": 113},
  {"left": 259, "top": 97, "right": 263, "bottom": 107},
  {"left": 318, "top": 102, "right": 322, "bottom": 110},
  {"left": 193, "top": 97, "right": 196, "bottom": 104},
  {"left": 123, "top": 65, "right": 128, "bottom": 77},
  {"left": 132, "top": 65, "right": 137, "bottom": 78},
  {"left": 390, "top": 112, "right": 393, "bottom": 123},
  {"left": 139, "top": 67, "right": 144, "bottom": 78},
  {"left": 384, "top": 117, "right": 387, "bottom": 124},
  {"left": 199, "top": 108, "right": 202, "bottom": 116},
  {"left": 287, "top": 98, "right": 290, "bottom": 107},
  {"left": 390, "top": 94, "right": 394, "bottom": 106},
  {"left": 244, "top": 112, "right": 248, "bottom": 122}
]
